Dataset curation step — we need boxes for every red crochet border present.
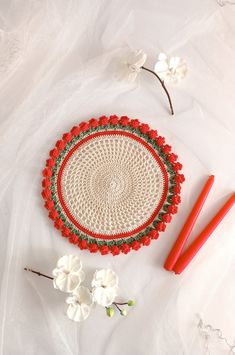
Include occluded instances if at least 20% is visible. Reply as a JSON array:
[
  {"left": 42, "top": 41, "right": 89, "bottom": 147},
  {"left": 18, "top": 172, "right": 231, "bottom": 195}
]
[{"left": 57, "top": 130, "right": 168, "bottom": 240}]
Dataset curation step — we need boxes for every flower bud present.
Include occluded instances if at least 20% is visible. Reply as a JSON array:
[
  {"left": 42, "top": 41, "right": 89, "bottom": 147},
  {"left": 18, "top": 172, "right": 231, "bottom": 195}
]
[
  {"left": 128, "top": 300, "right": 135, "bottom": 307},
  {"left": 120, "top": 309, "right": 127, "bottom": 316},
  {"left": 106, "top": 307, "right": 115, "bottom": 318}
]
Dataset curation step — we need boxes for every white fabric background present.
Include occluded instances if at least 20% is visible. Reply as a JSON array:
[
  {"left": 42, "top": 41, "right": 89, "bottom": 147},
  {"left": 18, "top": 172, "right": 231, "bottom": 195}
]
[{"left": 0, "top": 1, "right": 235, "bottom": 354}]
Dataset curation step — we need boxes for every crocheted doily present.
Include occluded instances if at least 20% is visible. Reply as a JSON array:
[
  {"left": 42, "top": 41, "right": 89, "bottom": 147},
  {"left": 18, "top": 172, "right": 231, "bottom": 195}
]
[{"left": 42, "top": 115, "right": 185, "bottom": 255}]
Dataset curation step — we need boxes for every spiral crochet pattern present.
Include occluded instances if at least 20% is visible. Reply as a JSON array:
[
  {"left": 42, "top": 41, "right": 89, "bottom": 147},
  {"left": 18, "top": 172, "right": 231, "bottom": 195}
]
[{"left": 42, "top": 115, "right": 185, "bottom": 255}]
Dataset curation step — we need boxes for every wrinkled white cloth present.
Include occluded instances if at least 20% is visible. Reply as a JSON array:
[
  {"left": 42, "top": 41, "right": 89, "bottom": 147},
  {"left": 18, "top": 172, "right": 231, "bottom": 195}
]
[{"left": 0, "top": 1, "right": 235, "bottom": 354}]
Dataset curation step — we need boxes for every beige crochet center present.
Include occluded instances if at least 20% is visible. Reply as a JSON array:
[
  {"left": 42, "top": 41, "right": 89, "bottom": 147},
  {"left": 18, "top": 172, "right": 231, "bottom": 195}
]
[{"left": 61, "top": 134, "right": 165, "bottom": 236}]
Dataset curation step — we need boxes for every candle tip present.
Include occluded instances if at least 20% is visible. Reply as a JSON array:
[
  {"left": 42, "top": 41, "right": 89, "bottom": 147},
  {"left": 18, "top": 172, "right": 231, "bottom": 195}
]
[{"left": 163, "top": 263, "right": 173, "bottom": 271}]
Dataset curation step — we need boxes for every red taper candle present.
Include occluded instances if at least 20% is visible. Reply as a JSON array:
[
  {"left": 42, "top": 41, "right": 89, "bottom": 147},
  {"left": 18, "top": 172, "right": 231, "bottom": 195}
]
[
  {"left": 164, "top": 175, "right": 215, "bottom": 271},
  {"left": 173, "top": 193, "right": 235, "bottom": 274}
]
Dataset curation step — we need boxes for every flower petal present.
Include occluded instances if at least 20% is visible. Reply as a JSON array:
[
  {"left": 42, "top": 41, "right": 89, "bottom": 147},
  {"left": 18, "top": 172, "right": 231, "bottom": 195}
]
[
  {"left": 66, "top": 303, "right": 91, "bottom": 322},
  {"left": 127, "top": 71, "right": 138, "bottom": 82},
  {"left": 155, "top": 53, "right": 187, "bottom": 83},
  {"left": 133, "top": 49, "right": 147, "bottom": 68},
  {"left": 92, "top": 286, "right": 118, "bottom": 307},
  {"left": 154, "top": 60, "right": 169, "bottom": 75},
  {"left": 66, "top": 295, "right": 77, "bottom": 305},
  {"left": 56, "top": 255, "right": 82, "bottom": 273},
  {"left": 52, "top": 267, "right": 61, "bottom": 277},
  {"left": 78, "top": 269, "right": 85, "bottom": 283},
  {"left": 169, "top": 56, "right": 181, "bottom": 70},
  {"left": 158, "top": 52, "right": 168, "bottom": 61},
  {"left": 124, "top": 49, "right": 147, "bottom": 82},
  {"left": 73, "top": 286, "right": 93, "bottom": 305},
  {"left": 91, "top": 269, "right": 119, "bottom": 288},
  {"left": 175, "top": 62, "right": 187, "bottom": 79},
  {"left": 54, "top": 272, "right": 81, "bottom": 292}
]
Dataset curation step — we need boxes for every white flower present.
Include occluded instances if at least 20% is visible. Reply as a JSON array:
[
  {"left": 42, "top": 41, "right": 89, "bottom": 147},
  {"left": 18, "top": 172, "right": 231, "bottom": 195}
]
[
  {"left": 66, "top": 286, "right": 93, "bottom": 322},
  {"left": 123, "top": 49, "right": 147, "bottom": 82},
  {"left": 92, "top": 269, "right": 118, "bottom": 307},
  {"left": 52, "top": 255, "right": 85, "bottom": 293},
  {"left": 154, "top": 53, "right": 187, "bottom": 83}
]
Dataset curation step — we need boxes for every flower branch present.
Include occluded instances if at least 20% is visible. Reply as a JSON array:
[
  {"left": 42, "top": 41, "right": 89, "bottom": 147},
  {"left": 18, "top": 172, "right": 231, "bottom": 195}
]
[
  {"left": 141, "top": 66, "right": 174, "bottom": 115},
  {"left": 24, "top": 255, "right": 135, "bottom": 322},
  {"left": 124, "top": 50, "right": 187, "bottom": 116},
  {"left": 24, "top": 267, "right": 54, "bottom": 280}
]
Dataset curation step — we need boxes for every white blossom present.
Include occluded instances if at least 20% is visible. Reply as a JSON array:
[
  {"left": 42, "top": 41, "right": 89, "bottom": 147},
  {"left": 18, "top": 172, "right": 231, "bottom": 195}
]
[
  {"left": 154, "top": 52, "right": 187, "bottom": 83},
  {"left": 92, "top": 269, "right": 118, "bottom": 307},
  {"left": 66, "top": 286, "right": 93, "bottom": 322},
  {"left": 52, "top": 255, "right": 85, "bottom": 293},
  {"left": 123, "top": 49, "right": 147, "bottom": 82}
]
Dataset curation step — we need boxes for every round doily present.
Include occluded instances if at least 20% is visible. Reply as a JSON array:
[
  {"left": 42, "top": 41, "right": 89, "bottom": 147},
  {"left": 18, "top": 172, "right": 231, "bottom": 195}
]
[{"left": 42, "top": 115, "right": 185, "bottom": 255}]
